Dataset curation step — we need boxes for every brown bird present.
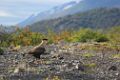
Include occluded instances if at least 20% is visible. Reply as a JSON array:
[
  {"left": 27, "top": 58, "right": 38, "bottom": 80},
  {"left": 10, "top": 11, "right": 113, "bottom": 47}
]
[{"left": 28, "top": 39, "right": 48, "bottom": 59}]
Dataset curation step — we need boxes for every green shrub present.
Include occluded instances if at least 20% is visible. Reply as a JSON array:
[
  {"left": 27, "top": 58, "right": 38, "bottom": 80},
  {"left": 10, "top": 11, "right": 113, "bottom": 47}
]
[
  {"left": 71, "top": 28, "right": 98, "bottom": 42},
  {"left": 78, "top": 30, "right": 97, "bottom": 42},
  {"left": 70, "top": 28, "right": 109, "bottom": 42},
  {"left": 108, "top": 26, "right": 120, "bottom": 44},
  {"left": 95, "top": 34, "right": 109, "bottom": 42}
]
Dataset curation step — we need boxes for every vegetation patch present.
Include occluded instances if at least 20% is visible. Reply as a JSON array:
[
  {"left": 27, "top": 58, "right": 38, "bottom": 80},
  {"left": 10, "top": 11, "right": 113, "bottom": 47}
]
[
  {"left": 0, "top": 48, "right": 4, "bottom": 55},
  {"left": 45, "top": 76, "right": 61, "bottom": 80},
  {"left": 84, "top": 63, "right": 97, "bottom": 68},
  {"left": 111, "top": 54, "right": 120, "bottom": 59},
  {"left": 0, "top": 26, "right": 119, "bottom": 48},
  {"left": 82, "top": 53, "right": 95, "bottom": 58}
]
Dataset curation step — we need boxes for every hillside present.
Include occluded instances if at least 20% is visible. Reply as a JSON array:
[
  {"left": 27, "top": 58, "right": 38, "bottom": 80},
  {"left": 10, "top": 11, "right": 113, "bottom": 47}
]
[
  {"left": 19, "top": 0, "right": 120, "bottom": 27},
  {"left": 29, "top": 8, "right": 120, "bottom": 32},
  {"left": 18, "top": 1, "right": 78, "bottom": 27}
]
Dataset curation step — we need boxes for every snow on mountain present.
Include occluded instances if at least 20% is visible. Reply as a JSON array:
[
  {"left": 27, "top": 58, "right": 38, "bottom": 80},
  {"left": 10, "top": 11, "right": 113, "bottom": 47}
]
[
  {"left": 18, "top": 0, "right": 120, "bottom": 27},
  {"left": 18, "top": 1, "right": 78, "bottom": 27},
  {"left": 63, "top": 4, "right": 74, "bottom": 10}
]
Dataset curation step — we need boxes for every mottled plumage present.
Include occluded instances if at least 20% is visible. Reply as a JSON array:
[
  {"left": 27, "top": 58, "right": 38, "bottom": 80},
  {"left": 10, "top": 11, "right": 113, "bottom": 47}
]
[{"left": 28, "top": 39, "right": 48, "bottom": 59}]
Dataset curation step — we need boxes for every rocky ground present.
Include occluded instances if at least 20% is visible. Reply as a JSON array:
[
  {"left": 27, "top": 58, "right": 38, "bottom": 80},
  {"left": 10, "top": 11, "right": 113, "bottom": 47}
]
[{"left": 0, "top": 42, "right": 120, "bottom": 80}]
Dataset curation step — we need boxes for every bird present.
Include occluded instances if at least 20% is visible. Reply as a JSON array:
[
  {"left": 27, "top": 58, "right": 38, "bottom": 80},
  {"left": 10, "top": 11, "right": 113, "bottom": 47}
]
[{"left": 28, "top": 39, "right": 48, "bottom": 59}]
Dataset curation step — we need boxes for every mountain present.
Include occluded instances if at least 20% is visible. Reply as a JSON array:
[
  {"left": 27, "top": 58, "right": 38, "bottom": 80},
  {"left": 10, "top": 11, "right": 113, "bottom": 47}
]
[
  {"left": 58, "top": 0, "right": 120, "bottom": 15},
  {"left": 18, "top": 14, "right": 35, "bottom": 28},
  {"left": 18, "top": 1, "right": 78, "bottom": 27},
  {"left": 18, "top": 0, "right": 120, "bottom": 27},
  {"left": 29, "top": 8, "right": 120, "bottom": 33}
]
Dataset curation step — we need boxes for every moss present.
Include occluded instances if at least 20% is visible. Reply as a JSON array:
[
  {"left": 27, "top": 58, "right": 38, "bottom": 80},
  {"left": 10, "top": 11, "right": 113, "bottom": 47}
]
[
  {"left": 84, "top": 63, "right": 97, "bottom": 68},
  {"left": 52, "top": 76, "right": 61, "bottom": 80},
  {"left": 111, "top": 54, "right": 120, "bottom": 59},
  {"left": 45, "top": 76, "right": 61, "bottom": 80},
  {"left": 82, "top": 53, "right": 95, "bottom": 58},
  {"left": 0, "top": 48, "right": 4, "bottom": 55}
]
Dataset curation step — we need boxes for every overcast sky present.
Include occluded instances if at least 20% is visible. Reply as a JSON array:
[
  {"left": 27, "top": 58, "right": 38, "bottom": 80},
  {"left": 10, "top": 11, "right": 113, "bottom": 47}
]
[{"left": 0, "top": 0, "right": 80, "bottom": 25}]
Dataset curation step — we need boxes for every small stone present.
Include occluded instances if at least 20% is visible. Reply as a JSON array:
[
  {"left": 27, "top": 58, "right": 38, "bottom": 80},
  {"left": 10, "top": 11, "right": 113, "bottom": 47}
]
[
  {"left": 108, "top": 66, "right": 117, "bottom": 71},
  {"left": 75, "top": 64, "right": 85, "bottom": 72},
  {"left": 52, "top": 55, "right": 57, "bottom": 59},
  {"left": 115, "top": 72, "right": 119, "bottom": 76},
  {"left": 13, "top": 62, "right": 27, "bottom": 73},
  {"left": 14, "top": 67, "right": 25, "bottom": 73},
  {"left": 58, "top": 56, "right": 64, "bottom": 60}
]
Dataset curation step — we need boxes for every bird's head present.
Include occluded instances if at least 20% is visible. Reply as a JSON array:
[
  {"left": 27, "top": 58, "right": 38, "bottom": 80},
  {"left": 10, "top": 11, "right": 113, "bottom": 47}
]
[{"left": 41, "top": 38, "right": 48, "bottom": 45}]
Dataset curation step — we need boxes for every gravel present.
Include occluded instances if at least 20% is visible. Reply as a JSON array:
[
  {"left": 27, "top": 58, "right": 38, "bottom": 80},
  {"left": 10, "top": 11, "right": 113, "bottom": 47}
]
[{"left": 0, "top": 42, "right": 120, "bottom": 80}]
